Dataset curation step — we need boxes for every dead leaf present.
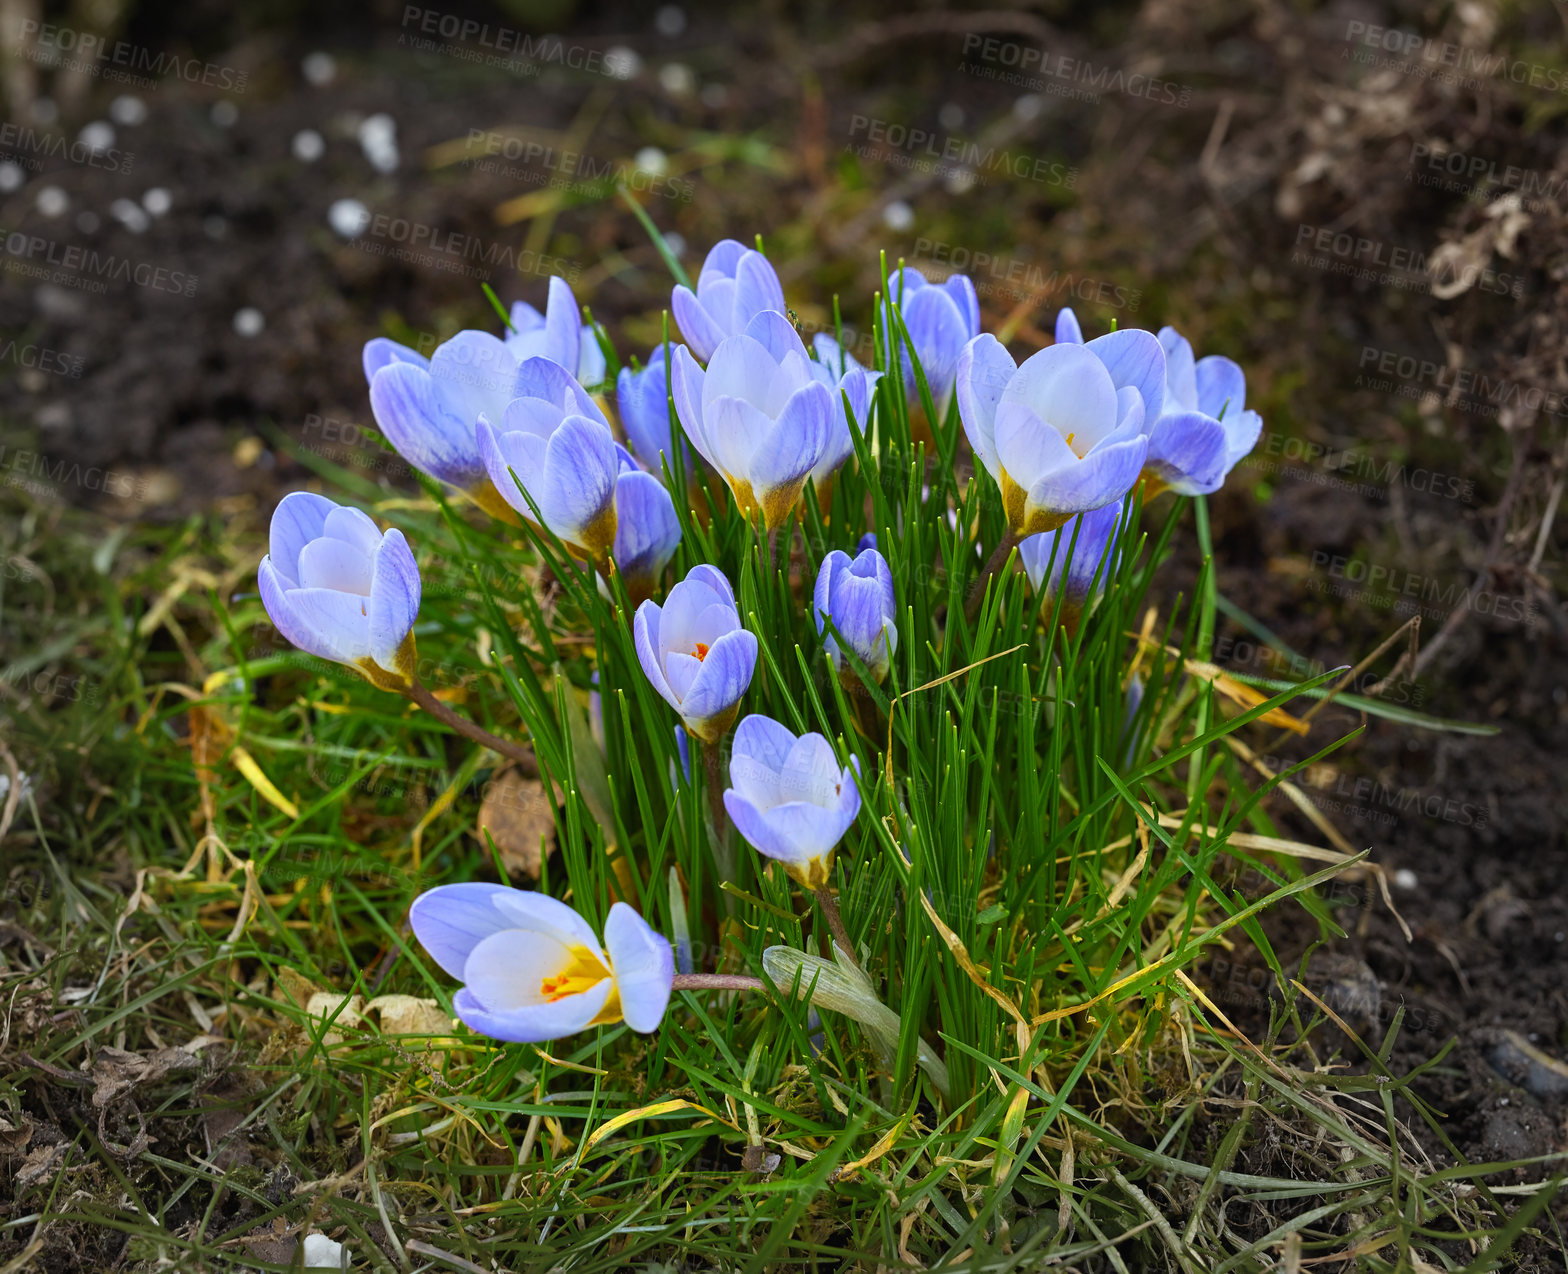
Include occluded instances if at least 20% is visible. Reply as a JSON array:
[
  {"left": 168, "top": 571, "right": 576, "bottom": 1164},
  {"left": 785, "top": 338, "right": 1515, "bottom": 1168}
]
[
  {"left": 476, "top": 767, "right": 557, "bottom": 880},
  {"left": 364, "top": 995, "right": 453, "bottom": 1036},
  {"left": 16, "top": 1141, "right": 67, "bottom": 1188},
  {"left": 90, "top": 1045, "right": 200, "bottom": 1109}
]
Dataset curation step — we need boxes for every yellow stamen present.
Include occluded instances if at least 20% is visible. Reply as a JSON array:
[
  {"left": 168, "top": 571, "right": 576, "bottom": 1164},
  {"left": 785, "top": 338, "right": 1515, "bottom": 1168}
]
[{"left": 538, "top": 946, "right": 610, "bottom": 1003}]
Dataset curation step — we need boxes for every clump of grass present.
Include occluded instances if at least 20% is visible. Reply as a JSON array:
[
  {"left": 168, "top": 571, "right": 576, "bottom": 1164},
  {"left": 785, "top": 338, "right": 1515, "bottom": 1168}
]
[{"left": 2, "top": 290, "right": 1561, "bottom": 1272}]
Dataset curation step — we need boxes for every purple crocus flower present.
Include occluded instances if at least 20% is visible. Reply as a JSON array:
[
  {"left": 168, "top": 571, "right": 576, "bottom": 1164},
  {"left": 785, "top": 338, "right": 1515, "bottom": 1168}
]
[
  {"left": 723, "top": 714, "right": 861, "bottom": 889},
  {"left": 671, "top": 238, "right": 786, "bottom": 363},
  {"left": 1018, "top": 500, "right": 1125, "bottom": 612},
  {"left": 367, "top": 329, "right": 527, "bottom": 521},
  {"left": 880, "top": 267, "right": 981, "bottom": 417},
  {"left": 634, "top": 564, "right": 758, "bottom": 743},
  {"left": 258, "top": 491, "right": 421, "bottom": 690},
  {"left": 409, "top": 884, "right": 673, "bottom": 1043},
  {"left": 955, "top": 335, "right": 1148, "bottom": 537},
  {"left": 476, "top": 358, "right": 622, "bottom": 557},
  {"left": 505, "top": 277, "right": 607, "bottom": 386},
  {"left": 807, "top": 333, "right": 878, "bottom": 489},
  {"left": 608, "top": 466, "right": 681, "bottom": 605},
  {"left": 813, "top": 547, "right": 897, "bottom": 683},
  {"left": 1144, "top": 326, "right": 1264, "bottom": 496},
  {"left": 615, "top": 344, "right": 693, "bottom": 476},
  {"left": 670, "top": 311, "right": 834, "bottom": 529}
]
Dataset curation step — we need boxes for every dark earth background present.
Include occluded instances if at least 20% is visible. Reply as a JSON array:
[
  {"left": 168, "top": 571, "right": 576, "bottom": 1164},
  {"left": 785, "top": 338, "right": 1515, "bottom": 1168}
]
[{"left": 1, "top": 0, "right": 1566, "bottom": 1223}]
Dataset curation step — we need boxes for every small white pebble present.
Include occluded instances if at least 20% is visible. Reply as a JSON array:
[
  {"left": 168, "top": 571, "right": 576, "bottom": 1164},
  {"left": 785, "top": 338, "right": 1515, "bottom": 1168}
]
[
  {"left": 302, "top": 51, "right": 337, "bottom": 87},
  {"left": 211, "top": 100, "right": 239, "bottom": 128},
  {"left": 233, "top": 307, "right": 265, "bottom": 337},
  {"left": 939, "top": 102, "right": 965, "bottom": 130},
  {"left": 661, "top": 231, "right": 686, "bottom": 259},
  {"left": 36, "top": 185, "right": 69, "bottom": 217},
  {"left": 1013, "top": 94, "right": 1043, "bottom": 121},
  {"left": 109, "top": 198, "right": 150, "bottom": 233},
  {"left": 142, "top": 187, "right": 172, "bottom": 217},
  {"left": 300, "top": 1233, "right": 346, "bottom": 1269},
  {"left": 634, "top": 146, "right": 669, "bottom": 177},
  {"left": 1393, "top": 868, "right": 1418, "bottom": 891},
  {"left": 78, "top": 120, "right": 116, "bottom": 153},
  {"left": 328, "top": 197, "right": 370, "bottom": 239},
  {"left": 882, "top": 200, "right": 914, "bottom": 232},
  {"left": 292, "top": 129, "right": 325, "bottom": 163},
  {"left": 659, "top": 62, "right": 694, "bottom": 95},
  {"left": 0, "top": 161, "right": 24, "bottom": 193},
  {"left": 655, "top": 4, "right": 686, "bottom": 36},
  {"left": 110, "top": 95, "right": 148, "bottom": 126},
  {"left": 604, "top": 46, "right": 641, "bottom": 80},
  {"left": 358, "top": 113, "right": 399, "bottom": 174}
]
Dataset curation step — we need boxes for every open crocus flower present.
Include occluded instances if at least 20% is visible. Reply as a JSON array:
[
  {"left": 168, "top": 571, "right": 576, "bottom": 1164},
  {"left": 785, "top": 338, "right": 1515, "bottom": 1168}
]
[
  {"left": 616, "top": 344, "right": 693, "bottom": 477},
  {"left": 634, "top": 564, "right": 758, "bottom": 743},
  {"left": 367, "top": 329, "right": 524, "bottom": 521},
  {"left": 505, "top": 277, "right": 608, "bottom": 387},
  {"left": 476, "top": 358, "right": 622, "bottom": 558},
  {"left": 409, "top": 884, "right": 673, "bottom": 1043},
  {"left": 880, "top": 267, "right": 980, "bottom": 417},
  {"left": 813, "top": 546, "right": 898, "bottom": 683},
  {"left": 258, "top": 491, "right": 421, "bottom": 691},
  {"left": 1142, "top": 326, "right": 1264, "bottom": 496},
  {"left": 806, "top": 334, "right": 878, "bottom": 489},
  {"left": 956, "top": 335, "right": 1149, "bottom": 537},
  {"left": 723, "top": 714, "right": 861, "bottom": 890},
  {"left": 671, "top": 238, "right": 786, "bottom": 363},
  {"left": 608, "top": 466, "right": 681, "bottom": 605},
  {"left": 1018, "top": 500, "right": 1125, "bottom": 618},
  {"left": 670, "top": 311, "right": 834, "bottom": 529}
]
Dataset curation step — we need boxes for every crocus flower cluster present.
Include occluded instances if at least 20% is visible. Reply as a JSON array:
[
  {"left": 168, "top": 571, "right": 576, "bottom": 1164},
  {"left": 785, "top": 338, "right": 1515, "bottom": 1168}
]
[{"left": 255, "top": 238, "right": 1265, "bottom": 1049}]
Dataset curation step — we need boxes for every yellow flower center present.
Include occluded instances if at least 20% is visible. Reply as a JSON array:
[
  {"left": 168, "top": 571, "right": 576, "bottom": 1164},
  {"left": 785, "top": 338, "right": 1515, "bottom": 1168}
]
[
  {"left": 539, "top": 945, "right": 611, "bottom": 1003},
  {"left": 692, "top": 641, "right": 710, "bottom": 661}
]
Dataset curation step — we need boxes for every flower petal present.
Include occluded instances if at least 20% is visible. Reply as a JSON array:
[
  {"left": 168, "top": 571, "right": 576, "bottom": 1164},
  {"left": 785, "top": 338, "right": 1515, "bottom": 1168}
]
[
  {"left": 634, "top": 599, "right": 676, "bottom": 707},
  {"left": 537, "top": 415, "right": 619, "bottom": 544},
  {"left": 367, "top": 528, "right": 420, "bottom": 671},
  {"left": 370, "top": 361, "right": 486, "bottom": 488},
  {"left": 672, "top": 284, "right": 727, "bottom": 363},
  {"left": 363, "top": 337, "right": 428, "bottom": 384},
  {"left": 269, "top": 491, "right": 337, "bottom": 580},
  {"left": 955, "top": 334, "right": 1016, "bottom": 479},
  {"left": 1158, "top": 327, "right": 1197, "bottom": 412},
  {"left": 409, "top": 882, "right": 534, "bottom": 981},
  {"left": 1086, "top": 328, "right": 1166, "bottom": 424},
  {"left": 542, "top": 275, "right": 582, "bottom": 373},
  {"left": 284, "top": 587, "right": 373, "bottom": 664},
  {"left": 1023, "top": 434, "right": 1148, "bottom": 520},
  {"left": 1002, "top": 343, "right": 1120, "bottom": 452},
  {"left": 259, "top": 556, "right": 342, "bottom": 663},
  {"left": 680, "top": 627, "right": 758, "bottom": 724},
  {"left": 603, "top": 903, "right": 674, "bottom": 1033},
  {"left": 1195, "top": 355, "right": 1246, "bottom": 421},
  {"left": 1054, "top": 308, "right": 1083, "bottom": 345},
  {"left": 452, "top": 982, "right": 613, "bottom": 1043},
  {"left": 1145, "top": 410, "right": 1230, "bottom": 495}
]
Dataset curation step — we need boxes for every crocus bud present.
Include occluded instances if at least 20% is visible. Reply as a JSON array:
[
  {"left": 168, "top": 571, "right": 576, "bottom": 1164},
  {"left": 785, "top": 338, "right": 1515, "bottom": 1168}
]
[
  {"left": 671, "top": 238, "right": 785, "bottom": 363},
  {"left": 812, "top": 547, "right": 897, "bottom": 683},
  {"left": 1018, "top": 500, "right": 1124, "bottom": 616},
  {"left": 505, "top": 276, "right": 608, "bottom": 387},
  {"left": 257, "top": 491, "right": 421, "bottom": 691},
  {"left": 615, "top": 344, "right": 693, "bottom": 476},
  {"left": 1140, "top": 326, "right": 1263, "bottom": 496},
  {"left": 634, "top": 564, "right": 758, "bottom": 743},
  {"left": 723, "top": 714, "right": 861, "bottom": 889},
  {"left": 807, "top": 333, "right": 878, "bottom": 489},
  {"left": 879, "top": 266, "right": 980, "bottom": 417},
  {"left": 475, "top": 358, "right": 622, "bottom": 558},
  {"left": 367, "top": 329, "right": 525, "bottom": 522},
  {"left": 608, "top": 467, "right": 682, "bottom": 605},
  {"left": 955, "top": 335, "right": 1148, "bottom": 537},
  {"left": 669, "top": 311, "right": 833, "bottom": 529},
  {"left": 409, "top": 885, "right": 673, "bottom": 1043}
]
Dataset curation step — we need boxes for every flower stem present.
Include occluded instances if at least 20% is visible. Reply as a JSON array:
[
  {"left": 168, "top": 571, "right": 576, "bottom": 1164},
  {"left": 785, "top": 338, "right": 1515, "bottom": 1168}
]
[
  {"left": 813, "top": 886, "right": 858, "bottom": 965},
  {"left": 964, "top": 529, "right": 1021, "bottom": 621},
  {"left": 702, "top": 738, "right": 727, "bottom": 839},
  {"left": 671, "top": 972, "right": 765, "bottom": 992},
  {"left": 405, "top": 679, "right": 538, "bottom": 776}
]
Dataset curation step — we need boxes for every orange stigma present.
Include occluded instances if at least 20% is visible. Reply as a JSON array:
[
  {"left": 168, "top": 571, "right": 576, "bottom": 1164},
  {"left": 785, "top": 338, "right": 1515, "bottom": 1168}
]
[{"left": 692, "top": 641, "right": 710, "bottom": 661}]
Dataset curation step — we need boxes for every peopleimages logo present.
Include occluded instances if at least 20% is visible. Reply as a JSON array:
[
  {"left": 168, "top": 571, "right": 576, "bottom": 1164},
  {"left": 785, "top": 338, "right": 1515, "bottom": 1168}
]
[
  {"left": 18, "top": 20, "right": 250, "bottom": 91},
  {"left": 0, "top": 228, "right": 198, "bottom": 296},
  {"left": 0, "top": 122, "right": 133, "bottom": 174},
  {"left": 846, "top": 116, "right": 1077, "bottom": 188},
  {"left": 1342, "top": 20, "right": 1568, "bottom": 94},
  {"left": 911, "top": 238, "right": 1142, "bottom": 311}
]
